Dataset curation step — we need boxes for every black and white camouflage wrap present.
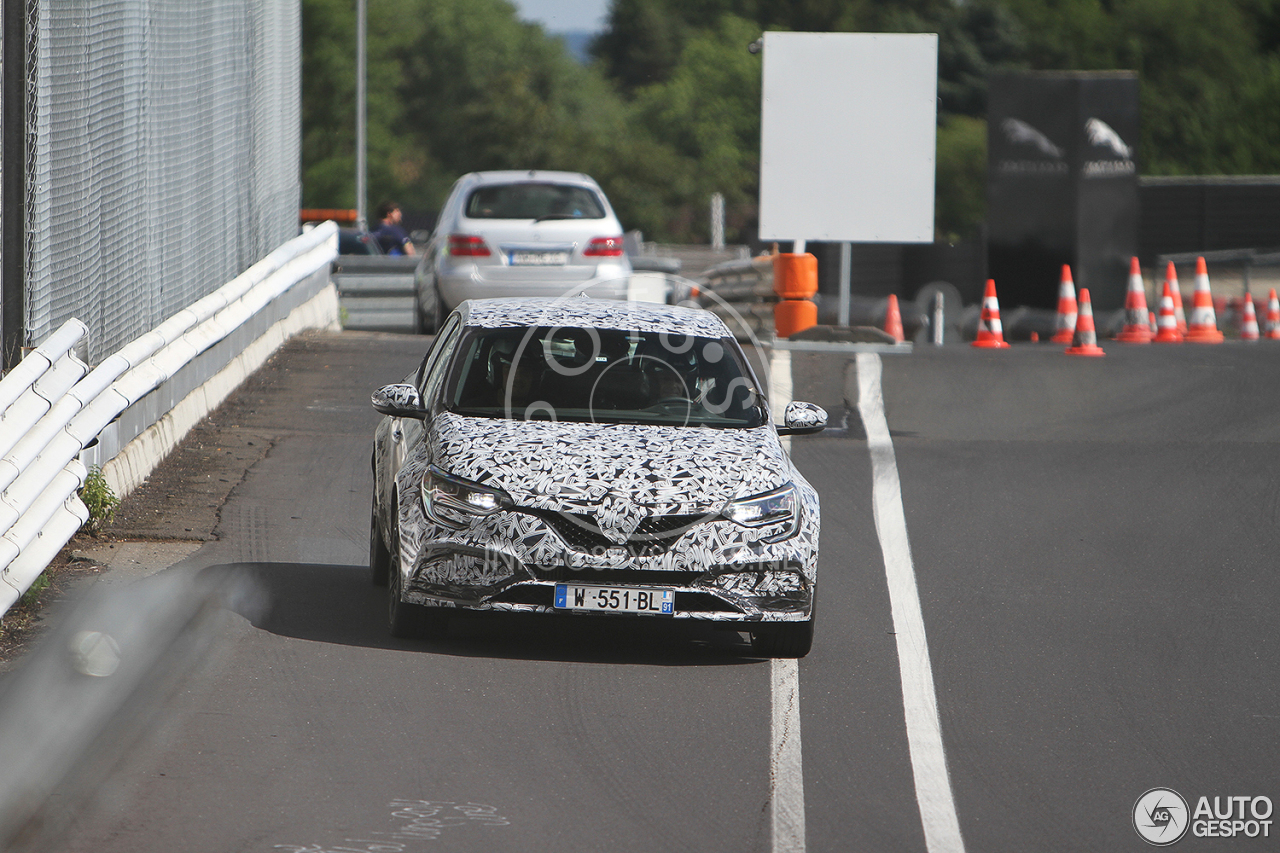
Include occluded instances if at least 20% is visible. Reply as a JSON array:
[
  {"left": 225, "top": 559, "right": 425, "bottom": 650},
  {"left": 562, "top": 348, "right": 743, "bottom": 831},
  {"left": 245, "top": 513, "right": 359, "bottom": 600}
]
[
  {"left": 372, "top": 383, "right": 422, "bottom": 411},
  {"left": 462, "top": 296, "right": 728, "bottom": 337},
  {"left": 783, "top": 401, "right": 827, "bottom": 430},
  {"left": 375, "top": 297, "right": 821, "bottom": 623},
  {"left": 392, "top": 414, "right": 819, "bottom": 621}
]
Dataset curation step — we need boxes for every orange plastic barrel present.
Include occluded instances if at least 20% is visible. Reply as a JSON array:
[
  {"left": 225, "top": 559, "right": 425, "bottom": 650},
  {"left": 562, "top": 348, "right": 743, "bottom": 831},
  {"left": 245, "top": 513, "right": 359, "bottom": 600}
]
[
  {"left": 772, "top": 253, "right": 818, "bottom": 300},
  {"left": 774, "top": 298, "right": 817, "bottom": 338}
]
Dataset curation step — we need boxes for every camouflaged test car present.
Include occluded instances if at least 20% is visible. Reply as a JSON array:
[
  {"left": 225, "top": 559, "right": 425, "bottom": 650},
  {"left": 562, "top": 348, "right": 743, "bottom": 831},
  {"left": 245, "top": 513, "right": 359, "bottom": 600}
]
[{"left": 369, "top": 297, "right": 826, "bottom": 656}]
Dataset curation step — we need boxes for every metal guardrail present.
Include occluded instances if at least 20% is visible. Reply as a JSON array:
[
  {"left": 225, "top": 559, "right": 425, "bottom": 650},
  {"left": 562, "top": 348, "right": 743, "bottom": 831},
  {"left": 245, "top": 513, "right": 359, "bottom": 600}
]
[
  {"left": 332, "top": 255, "right": 420, "bottom": 333},
  {"left": 1155, "top": 248, "right": 1280, "bottom": 267},
  {"left": 1155, "top": 247, "right": 1280, "bottom": 297},
  {"left": 0, "top": 222, "right": 339, "bottom": 617},
  {"left": 695, "top": 255, "right": 937, "bottom": 345},
  {"left": 694, "top": 256, "right": 779, "bottom": 341}
]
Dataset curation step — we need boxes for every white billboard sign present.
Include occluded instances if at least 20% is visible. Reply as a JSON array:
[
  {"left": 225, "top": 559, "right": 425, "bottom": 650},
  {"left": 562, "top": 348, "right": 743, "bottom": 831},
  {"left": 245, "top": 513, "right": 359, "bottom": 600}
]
[{"left": 759, "top": 32, "right": 938, "bottom": 243}]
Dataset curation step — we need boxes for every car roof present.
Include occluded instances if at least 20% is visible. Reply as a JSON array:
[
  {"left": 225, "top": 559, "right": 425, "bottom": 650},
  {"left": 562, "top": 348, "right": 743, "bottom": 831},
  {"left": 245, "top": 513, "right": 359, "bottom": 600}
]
[
  {"left": 459, "top": 170, "right": 601, "bottom": 189},
  {"left": 457, "top": 297, "right": 731, "bottom": 337}
]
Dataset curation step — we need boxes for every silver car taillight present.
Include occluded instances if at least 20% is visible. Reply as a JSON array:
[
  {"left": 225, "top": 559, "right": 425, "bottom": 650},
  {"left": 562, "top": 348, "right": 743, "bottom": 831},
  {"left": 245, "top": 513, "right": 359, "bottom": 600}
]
[
  {"left": 448, "top": 234, "right": 491, "bottom": 257},
  {"left": 582, "top": 236, "right": 624, "bottom": 257}
]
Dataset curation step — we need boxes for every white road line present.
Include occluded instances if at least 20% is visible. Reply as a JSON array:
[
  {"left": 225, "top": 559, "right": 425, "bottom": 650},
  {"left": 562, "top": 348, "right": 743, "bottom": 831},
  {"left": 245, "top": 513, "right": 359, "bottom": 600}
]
[
  {"left": 771, "top": 348, "right": 793, "bottom": 454},
  {"left": 771, "top": 657, "right": 806, "bottom": 853},
  {"left": 855, "top": 352, "right": 966, "bottom": 853},
  {"left": 767, "top": 347, "right": 805, "bottom": 853}
]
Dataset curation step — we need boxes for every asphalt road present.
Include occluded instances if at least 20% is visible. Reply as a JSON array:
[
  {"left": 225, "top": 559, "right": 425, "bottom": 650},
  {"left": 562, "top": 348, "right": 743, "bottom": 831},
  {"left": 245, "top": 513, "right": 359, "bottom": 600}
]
[{"left": 14, "top": 333, "right": 1280, "bottom": 852}]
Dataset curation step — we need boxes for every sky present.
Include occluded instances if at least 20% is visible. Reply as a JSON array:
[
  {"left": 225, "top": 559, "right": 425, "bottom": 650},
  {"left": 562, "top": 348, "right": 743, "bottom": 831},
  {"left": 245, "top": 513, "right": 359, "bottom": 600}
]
[{"left": 511, "top": 0, "right": 609, "bottom": 32}]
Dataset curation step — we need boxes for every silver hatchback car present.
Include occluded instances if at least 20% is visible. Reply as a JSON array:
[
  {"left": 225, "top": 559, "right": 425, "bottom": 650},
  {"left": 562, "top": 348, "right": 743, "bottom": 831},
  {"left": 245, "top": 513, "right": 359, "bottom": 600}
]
[{"left": 413, "top": 171, "right": 633, "bottom": 332}]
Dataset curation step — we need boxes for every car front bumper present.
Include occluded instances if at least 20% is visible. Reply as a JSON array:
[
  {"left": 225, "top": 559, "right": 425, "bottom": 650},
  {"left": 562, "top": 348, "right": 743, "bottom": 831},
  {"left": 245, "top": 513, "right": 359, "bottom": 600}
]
[{"left": 398, "top": 505, "right": 819, "bottom": 623}]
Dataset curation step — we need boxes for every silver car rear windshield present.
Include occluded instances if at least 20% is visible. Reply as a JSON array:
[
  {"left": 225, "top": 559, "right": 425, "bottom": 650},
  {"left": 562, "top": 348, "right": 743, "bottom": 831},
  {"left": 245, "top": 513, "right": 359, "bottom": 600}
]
[
  {"left": 465, "top": 183, "right": 606, "bottom": 220},
  {"left": 445, "top": 326, "right": 765, "bottom": 428}
]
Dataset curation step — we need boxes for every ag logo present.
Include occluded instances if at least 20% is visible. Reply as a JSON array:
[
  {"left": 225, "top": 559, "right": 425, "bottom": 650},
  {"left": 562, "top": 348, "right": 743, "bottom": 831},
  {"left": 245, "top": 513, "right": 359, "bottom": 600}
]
[{"left": 1134, "top": 788, "right": 1190, "bottom": 845}]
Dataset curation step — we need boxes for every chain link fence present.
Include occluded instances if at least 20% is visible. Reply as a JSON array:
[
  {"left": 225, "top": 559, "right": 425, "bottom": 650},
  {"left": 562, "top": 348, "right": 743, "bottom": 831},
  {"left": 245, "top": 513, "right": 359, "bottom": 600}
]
[{"left": 17, "top": 0, "right": 299, "bottom": 363}]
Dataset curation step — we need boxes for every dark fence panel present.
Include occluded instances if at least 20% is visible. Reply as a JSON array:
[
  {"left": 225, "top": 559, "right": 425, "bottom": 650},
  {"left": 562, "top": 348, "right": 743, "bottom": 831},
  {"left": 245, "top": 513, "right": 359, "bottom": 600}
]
[{"left": 1140, "top": 177, "right": 1280, "bottom": 259}]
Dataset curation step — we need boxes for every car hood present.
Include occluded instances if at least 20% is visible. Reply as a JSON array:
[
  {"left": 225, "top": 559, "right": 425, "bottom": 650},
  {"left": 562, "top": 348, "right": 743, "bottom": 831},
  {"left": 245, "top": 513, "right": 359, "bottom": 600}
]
[{"left": 429, "top": 412, "right": 789, "bottom": 514}]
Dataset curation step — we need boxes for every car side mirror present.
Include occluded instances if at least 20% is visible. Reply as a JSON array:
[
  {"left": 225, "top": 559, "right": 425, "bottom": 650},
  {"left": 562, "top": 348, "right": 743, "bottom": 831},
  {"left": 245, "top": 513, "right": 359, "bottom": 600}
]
[
  {"left": 777, "top": 401, "right": 827, "bottom": 436},
  {"left": 371, "top": 383, "right": 427, "bottom": 418}
]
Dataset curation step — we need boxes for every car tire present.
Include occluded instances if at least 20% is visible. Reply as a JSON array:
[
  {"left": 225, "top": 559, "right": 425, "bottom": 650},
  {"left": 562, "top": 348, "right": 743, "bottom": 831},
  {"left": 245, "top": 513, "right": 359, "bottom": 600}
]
[
  {"left": 369, "top": 495, "right": 390, "bottom": 587},
  {"left": 386, "top": 501, "right": 449, "bottom": 640},
  {"left": 388, "top": 559, "right": 424, "bottom": 638},
  {"left": 415, "top": 282, "right": 439, "bottom": 335},
  {"left": 750, "top": 618, "right": 814, "bottom": 658}
]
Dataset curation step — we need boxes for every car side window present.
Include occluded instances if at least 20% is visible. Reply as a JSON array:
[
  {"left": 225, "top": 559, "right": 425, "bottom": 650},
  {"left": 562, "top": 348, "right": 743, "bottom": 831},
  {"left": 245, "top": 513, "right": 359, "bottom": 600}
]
[
  {"left": 414, "top": 314, "right": 460, "bottom": 390},
  {"left": 420, "top": 318, "right": 463, "bottom": 407}
]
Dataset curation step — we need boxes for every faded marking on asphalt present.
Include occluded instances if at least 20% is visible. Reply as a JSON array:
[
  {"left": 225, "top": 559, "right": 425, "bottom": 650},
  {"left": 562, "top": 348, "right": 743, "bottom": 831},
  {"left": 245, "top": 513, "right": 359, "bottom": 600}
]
[
  {"left": 768, "top": 347, "right": 805, "bottom": 853},
  {"left": 856, "top": 352, "right": 966, "bottom": 853}
]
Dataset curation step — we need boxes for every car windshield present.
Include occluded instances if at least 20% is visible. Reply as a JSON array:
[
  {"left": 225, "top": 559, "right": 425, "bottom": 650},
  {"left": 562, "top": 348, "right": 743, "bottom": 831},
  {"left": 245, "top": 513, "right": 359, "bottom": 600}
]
[
  {"left": 445, "top": 326, "right": 765, "bottom": 428},
  {"left": 464, "top": 183, "right": 606, "bottom": 220}
]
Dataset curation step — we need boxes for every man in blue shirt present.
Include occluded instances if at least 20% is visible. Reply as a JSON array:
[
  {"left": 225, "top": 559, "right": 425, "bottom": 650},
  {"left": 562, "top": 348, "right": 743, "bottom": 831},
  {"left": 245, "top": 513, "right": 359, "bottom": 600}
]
[{"left": 373, "top": 201, "right": 416, "bottom": 255}]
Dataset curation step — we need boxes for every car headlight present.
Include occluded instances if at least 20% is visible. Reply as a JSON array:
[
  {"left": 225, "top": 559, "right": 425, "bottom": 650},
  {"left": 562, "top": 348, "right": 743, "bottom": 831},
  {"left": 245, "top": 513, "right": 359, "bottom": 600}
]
[
  {"left": 421, "top": 465, "right": 511, "bottom": 529},
  {"left": 723, "top": 483, "right": 799, "bottom": 542}
]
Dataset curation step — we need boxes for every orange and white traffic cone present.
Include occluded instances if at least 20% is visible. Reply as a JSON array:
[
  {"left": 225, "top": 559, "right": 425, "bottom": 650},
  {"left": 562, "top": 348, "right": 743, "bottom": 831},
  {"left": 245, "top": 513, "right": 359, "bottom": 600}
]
[
  {"left": 1065, "top": 288, "right": 1105, "bottom": 356},
  {"left": 1184, "top": 257, "right": 1224, "bottom": 343},
  {"left": 1051, "top": 265, "right": 1078, "bottom": 343},
  {"left": 972, "top": 279, "right": 1011, "bottom": 348},
  {"left": 1153, "top": 280, "right": 1183, "bottom": 343},
  {"left": 883, "top": 294, "right": 904, "bottom": 343},
  {"left": 1165, "top": 262, "right": 1187, "bottom": 333},
  {"left": 1115, "top": 257, "right": 1152, "bottom": 343},
  {"left": 1240, "top": 292, "right": 1260, "bottom": 341},
  {"left": 1265, "top": 288, "right": 1280, "bottom": 340}
]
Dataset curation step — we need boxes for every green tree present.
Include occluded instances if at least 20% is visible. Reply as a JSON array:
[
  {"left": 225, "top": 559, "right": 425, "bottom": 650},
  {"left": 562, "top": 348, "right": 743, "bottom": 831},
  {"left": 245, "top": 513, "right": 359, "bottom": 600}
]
[
  {"left": 301, "top": 0, "right": 422, "bottom": 211},
  {"left": 935, "top": 115, "right": 986, "bottom": 243},
  {"left": 1000, "top": 0, "right": 1280, "bottom": 175},
  {"left": 589, "top": 0, "right": 1024, "bottom": 239},
  {"left": 631, "top": 14, "right": 764, "bottom": 241}
]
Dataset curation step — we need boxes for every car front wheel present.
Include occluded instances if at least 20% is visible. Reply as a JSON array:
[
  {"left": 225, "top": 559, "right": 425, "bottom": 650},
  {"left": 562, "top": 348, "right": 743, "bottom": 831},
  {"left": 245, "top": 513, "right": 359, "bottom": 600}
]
[
  {"left": 414, "top": 281, "right": 439, "bottom": 334},
  {"left": 388, "top": 558, "right": 425, "bottom": 638},
  {"left": 386, "top": 513, "right": 448, "bottom": 640}
]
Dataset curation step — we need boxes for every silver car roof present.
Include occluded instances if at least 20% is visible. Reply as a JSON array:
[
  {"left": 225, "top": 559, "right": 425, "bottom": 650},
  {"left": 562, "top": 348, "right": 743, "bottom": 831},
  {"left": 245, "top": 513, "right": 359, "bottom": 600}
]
[
  {"left": 458, "top": 170, "right": 601, "bottom": 188},
  {"left": 457, "top": 297, "right": 731, "bottom": 337}
]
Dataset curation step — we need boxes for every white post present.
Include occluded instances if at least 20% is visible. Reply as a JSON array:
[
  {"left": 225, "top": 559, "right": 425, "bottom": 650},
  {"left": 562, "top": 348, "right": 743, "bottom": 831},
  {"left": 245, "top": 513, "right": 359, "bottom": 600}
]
[
  {"left": 710, "top": 193, "right": 725, "bottom": 252},
  {"left": 838, "top": 242, "right": 851, "bottom": 327},
  {"left": 933, "top": 291, "right": 944, "bottom": 345},
  {"left": 355, "top": 0, "right": 368, "bottom": 231}
]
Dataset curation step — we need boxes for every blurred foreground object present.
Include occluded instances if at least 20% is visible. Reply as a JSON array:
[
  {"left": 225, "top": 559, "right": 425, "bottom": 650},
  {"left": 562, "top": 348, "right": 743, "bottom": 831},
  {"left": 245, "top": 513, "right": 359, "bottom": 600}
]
[{"left": 0, "top": 566, "right": 260, "bottom": 851}]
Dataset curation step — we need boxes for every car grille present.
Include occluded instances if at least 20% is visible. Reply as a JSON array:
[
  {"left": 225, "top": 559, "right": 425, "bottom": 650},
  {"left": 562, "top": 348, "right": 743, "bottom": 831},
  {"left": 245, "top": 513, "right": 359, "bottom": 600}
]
[
  {"left": 520, "top": 509, "right": 709, "bottom": 553},
  {"left": 528, "top": 567, "right": 706, "bottom": 586}
]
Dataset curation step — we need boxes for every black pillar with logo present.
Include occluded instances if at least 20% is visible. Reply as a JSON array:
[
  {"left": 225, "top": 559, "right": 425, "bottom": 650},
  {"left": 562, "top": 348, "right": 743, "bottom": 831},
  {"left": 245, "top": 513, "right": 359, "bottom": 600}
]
[{"left": 987, "top": 71, "right": 1139, "bottom": 312}]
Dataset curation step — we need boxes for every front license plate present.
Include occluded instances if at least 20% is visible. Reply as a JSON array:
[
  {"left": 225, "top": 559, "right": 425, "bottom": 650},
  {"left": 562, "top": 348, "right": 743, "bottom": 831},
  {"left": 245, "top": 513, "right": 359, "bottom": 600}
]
[
  {"left": 554, "top": 584, "right": 675, "bottom": 615},
  {"left": 509, "top": 250, "right": 569, "bottom": 266}
]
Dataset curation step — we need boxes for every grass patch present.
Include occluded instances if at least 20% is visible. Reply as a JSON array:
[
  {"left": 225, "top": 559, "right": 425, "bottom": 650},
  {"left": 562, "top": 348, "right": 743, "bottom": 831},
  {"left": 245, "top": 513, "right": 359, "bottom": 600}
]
[{"left": 80, "top": 465, "right": 119, "bottom": 534}]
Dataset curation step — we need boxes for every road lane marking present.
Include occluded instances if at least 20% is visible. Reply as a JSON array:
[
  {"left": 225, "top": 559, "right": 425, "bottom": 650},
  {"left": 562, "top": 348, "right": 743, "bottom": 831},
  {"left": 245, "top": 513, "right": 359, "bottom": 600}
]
[
  {"left": 856, "top": 352, "right": 967, "bottom": 853},
  {"left": 768, "top": 347, "right": 805, "bottom": 853},
  {"left": 771, "top": 348, "right": 793, "bottom": 454},
  {"left": 771, "top": 657, "right": 806, "bottom": 853}
]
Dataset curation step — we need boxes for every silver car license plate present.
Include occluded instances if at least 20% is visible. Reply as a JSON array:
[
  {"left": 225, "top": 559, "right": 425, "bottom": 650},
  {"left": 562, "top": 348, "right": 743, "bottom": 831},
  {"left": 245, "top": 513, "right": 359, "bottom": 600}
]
[
  {"left": 509, "top": 250, "right": 569, "bottom": 266},
  {"left": 554, "top": 583, "right": 675, "bottom": 615}
]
